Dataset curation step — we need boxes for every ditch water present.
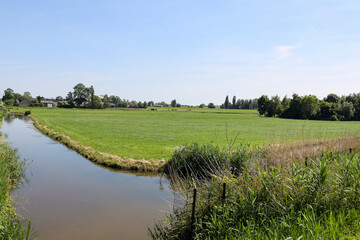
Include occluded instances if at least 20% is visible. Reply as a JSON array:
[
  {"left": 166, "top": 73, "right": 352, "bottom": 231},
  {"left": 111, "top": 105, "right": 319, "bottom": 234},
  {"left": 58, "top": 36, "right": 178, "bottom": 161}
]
[{"left": 1, "top": 115, "right": 175, "bottom": 240}]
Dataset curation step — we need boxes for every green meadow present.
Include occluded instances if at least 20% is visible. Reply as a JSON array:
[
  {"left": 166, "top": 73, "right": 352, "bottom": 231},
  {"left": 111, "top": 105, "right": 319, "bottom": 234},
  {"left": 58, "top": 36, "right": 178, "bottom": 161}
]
[{"left": 16, "top": 107, "right": 360, "bottom": 161}]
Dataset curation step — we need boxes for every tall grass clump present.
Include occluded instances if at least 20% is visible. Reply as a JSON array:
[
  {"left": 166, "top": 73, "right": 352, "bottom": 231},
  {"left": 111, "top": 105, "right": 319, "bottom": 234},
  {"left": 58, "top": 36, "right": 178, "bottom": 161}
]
[
  {"left": 0, "top": 143, "right": 32, "bottom": 240},
  {"left": 150, "top": 147, "right": 360, "bottom": 239},
  {"left": 164, "top": 142, "right": 265, "bottom": 179}
]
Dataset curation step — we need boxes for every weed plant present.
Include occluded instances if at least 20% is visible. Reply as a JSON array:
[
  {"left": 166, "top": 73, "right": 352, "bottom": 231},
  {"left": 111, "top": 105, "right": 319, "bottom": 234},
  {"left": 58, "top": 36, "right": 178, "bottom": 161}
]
[
  {"left": 0, "top": 143, "right": 31, "bottom": 240},
  {"left": 150, "top": 147, "right": 360, "bottom": 239}
]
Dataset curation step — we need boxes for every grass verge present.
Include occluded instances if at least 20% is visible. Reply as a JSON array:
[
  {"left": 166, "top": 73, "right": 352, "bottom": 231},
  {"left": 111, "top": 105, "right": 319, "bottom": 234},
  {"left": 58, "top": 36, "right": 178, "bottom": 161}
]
[{"left": 0, "top": 141, "right": 31, "bottom": 239}]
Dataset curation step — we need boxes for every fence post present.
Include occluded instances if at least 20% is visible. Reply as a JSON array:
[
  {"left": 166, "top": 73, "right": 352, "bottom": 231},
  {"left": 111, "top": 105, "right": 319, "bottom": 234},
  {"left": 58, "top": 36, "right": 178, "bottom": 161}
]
[
  {"left": 222, "top": 182, "right": 226, "bottom": 202},
  {"left": 191, "top": 188, "right": 197, "bottom": 229},
  {"left": 350, "top": 148, "right": 352, "bottom": 154},
  {"left": 305, "top": 157, "right": 308, "bottom": 167}
]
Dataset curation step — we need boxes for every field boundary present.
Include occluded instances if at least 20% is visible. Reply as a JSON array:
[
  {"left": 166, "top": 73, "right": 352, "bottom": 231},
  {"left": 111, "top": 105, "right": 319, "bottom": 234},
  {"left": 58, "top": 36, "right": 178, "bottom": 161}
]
[{"left": 29, "top": 115, "right": 166, "bottom": 172}]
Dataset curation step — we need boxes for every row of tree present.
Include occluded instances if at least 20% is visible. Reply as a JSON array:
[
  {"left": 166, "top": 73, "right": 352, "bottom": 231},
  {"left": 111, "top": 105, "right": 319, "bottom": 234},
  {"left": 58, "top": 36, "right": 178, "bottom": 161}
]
[
  {"left": 62, "top": 83, "right": 183, "bottom": 109},
  {"left": 220, "top": 96, "right": 258, "bottom": 109},
  {"left": 1, "top": 88, "right": 45, "bottom": 107},
  {"left": 258, "top": 93, "right": 360, "bottom": 121}
]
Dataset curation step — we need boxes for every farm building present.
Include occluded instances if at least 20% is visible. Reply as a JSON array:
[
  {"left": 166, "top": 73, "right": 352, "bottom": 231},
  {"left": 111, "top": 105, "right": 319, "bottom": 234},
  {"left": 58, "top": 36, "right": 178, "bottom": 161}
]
[
  {"left": 41, "top": 101, "right": 58, "bottom": 108},
  {"left": 19, "top": 99, "right": 31, "bottom": 107}
]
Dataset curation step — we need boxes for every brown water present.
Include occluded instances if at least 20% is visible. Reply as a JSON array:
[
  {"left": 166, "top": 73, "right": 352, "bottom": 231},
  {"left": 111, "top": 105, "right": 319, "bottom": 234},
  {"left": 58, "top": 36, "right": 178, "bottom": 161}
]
[{"left": 1, "top": 116, "right": 174, "bottom": 240}]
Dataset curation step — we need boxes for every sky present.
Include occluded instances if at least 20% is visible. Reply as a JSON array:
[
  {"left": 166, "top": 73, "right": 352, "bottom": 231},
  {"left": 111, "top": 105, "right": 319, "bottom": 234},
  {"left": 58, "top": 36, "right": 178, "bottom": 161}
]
[{"left": 1, "top": 0, "right": 360, "bottom": 105}]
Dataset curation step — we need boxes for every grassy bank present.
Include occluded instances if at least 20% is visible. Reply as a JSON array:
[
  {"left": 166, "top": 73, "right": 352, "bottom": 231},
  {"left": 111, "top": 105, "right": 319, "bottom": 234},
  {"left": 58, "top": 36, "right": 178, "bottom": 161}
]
[
  {"left": 150, "top": 145, "right": 360, "bottom": 239},
  {"left": 0, "top": 124, "right": 31, "bottom": 239}
]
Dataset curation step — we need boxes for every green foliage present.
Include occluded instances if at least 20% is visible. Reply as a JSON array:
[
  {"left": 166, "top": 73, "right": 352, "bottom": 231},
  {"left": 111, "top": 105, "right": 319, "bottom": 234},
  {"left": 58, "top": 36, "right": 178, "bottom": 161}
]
[
  {"left": 207, "top": 103, "right": 215, "bottom": 108},
  {"left": 260, "top": 93, "right": 360, "bottom": 121},
  {"left": 151, "top": 150, "right": 360, "bottom": 239},
  {"left": 0, "top": 143, "right": 31, "bottom": 240},
  {"left": 165, "top": 142, "right": 265, "bottom": 179}
]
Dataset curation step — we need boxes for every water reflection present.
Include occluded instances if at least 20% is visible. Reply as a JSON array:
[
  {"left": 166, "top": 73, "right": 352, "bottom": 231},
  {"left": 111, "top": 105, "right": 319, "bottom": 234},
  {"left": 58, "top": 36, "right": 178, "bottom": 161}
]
[{"left": 1, "top": 115, "right": 176, "bottom": 240}]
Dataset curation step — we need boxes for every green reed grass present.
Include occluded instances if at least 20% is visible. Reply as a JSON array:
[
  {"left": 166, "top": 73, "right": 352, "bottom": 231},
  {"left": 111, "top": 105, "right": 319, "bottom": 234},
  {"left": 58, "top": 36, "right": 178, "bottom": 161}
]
[
  {"left": 0, "top": 142, "right": 31, "bottom": 240},
  {"left": 150, "top": 147, "right": 360, "bottom": 239}
]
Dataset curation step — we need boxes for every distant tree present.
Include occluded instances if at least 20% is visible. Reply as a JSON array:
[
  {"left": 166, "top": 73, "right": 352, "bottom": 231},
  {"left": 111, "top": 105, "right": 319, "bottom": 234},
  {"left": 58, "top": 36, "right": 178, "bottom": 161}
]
[
  {"left": 281, "top": 96, "right": 290, "bottom": 113},
  {"left": 319, "top": 102, "right": 336, "bottom": 120},
  {"left": 176, "top": 103, "right": 181, "bottom": 108},
  {"left": 208, "top": 103, "right": 216, "bottom": 108},
  {"left": 171, "top": 99, "right": 177, "bottom": 107},
  {"left": 103, "top": 94, "right": 111, "bottom": 108},
  {"left": 299, "top": 95, "right": 319, "bottom": 119},
  {"left": 88, "top": 85, "right": 95, "bottom": 108},
  {"left": 23, "top": 91, "right": 32, "bottom": 101},
  {"left": 14, "top": 93, "right": 23, "bottom": 102},
  {"left": 4, "top": 99, "right": 15, "bottom": 106},
  {"left": 257, "top": 95, "right": 269, "bottom": 116},
  {"left": 66, "top": 92, "right": 75, "bottom": 107},
  {"left": 36, "top": 96, "right": 45, "bottom": 103},
  {"left": 266, "top": 95, "right": 282, "bottom": 117},
  {"left": 324, "top": 93, "right": 339, "bottom": 103},
  {"left": 337, "top": 102, "right": 355, "bottom": 120},
  {"left": 224, "top": 96, "right": 230, "bottom": 109},
  {"left": 232, "top": 96, "right": 236, "bottom": 109},
  {"left": 92, "top": 95, "right": 103, "bottom": 109},
  {"left": 2, "top": 88, "right": 14, "bottom": 101},
  {"left": 199, "top": 104, "right": 205, "bottom": 108},
  {"left": 73, "top": 83, "right": 90, "bottom": 106},
  {"left": 55, "top": 96, "right": 63, "bottom": 102},
  {"left": 148, "top": 101, "right": 154, "bottom": 107}
]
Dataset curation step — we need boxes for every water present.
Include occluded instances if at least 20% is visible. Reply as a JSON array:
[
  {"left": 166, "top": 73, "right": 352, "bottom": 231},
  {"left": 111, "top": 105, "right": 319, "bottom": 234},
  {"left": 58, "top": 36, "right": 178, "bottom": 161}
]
[{"left": 1, "top": 116, "right": 174, "bottom": 240}]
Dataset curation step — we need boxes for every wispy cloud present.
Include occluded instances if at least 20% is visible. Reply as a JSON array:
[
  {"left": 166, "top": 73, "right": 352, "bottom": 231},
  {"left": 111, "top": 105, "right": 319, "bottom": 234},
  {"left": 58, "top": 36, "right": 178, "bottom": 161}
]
[{"left": 273, "top": 45, "right": 296, "bottom": 59}]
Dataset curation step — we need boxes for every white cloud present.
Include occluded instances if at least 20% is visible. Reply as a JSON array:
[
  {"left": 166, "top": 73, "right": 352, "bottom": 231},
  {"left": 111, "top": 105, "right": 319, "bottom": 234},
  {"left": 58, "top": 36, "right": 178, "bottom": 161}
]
[{"left": 274, "top": 45, "right": 296, "bottom": 59}]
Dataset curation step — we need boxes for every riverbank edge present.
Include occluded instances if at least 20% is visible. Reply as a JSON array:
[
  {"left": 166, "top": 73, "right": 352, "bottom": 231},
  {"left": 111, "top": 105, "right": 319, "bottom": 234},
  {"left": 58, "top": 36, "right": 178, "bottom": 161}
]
[{"left": 29, "top": 115, "right": 166, "bottom": 172}]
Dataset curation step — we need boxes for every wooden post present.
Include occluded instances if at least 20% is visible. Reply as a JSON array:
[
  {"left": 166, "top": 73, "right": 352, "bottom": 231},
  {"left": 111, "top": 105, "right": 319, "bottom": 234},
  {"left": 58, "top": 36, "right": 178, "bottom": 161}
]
[
  {"left": 350, "top": 148, "right": 352, "bottom": 154},
  {"left": 222, "top": 182, "right": 226, "bottom": 201},
  {"left": 191, "top": 188, "right": 197, "bottom": 228}
]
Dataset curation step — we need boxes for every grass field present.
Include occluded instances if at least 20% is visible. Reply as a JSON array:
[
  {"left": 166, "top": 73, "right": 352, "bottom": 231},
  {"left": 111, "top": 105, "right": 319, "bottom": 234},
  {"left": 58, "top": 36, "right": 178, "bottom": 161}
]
[{"left": 13, "top": 107, "right": 360, "bottom": 161}]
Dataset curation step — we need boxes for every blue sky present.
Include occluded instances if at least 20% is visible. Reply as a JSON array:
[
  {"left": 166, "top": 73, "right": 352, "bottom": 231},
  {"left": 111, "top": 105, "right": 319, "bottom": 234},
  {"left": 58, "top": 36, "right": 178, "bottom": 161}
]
[{"left": 1, "top": 0, "right": 360, "bottom": 105}]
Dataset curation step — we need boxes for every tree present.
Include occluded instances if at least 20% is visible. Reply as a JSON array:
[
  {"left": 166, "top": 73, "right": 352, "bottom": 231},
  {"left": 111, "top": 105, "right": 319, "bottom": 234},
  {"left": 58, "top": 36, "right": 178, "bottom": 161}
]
[
  {"left": 23, "top": 91, "right": 32, "bottom": 101},
  {"left": 55, "top": 96, "right": 63, "bottom": 102},
  {"left": 171, "top": 99, "right": 177, "bottom": 107},
  {"left": 208, "top": 103, "right": 215, "bottom": 108},
  {"left": 73, "top": 83, "right": 90, "bottom": 106},
  {"left": 92, "top": 95, "right": 103, "bottom": 109},
  {"left": 224, "top": 96, "right": 230, "bottom": 109},
  {"left": 199, "top": 103, "right": 205, "bottom": 108},
  {"left": 299, "top": 95, "right": 319, "bottom": 119},
  {"left": 257, "top": 95, "right": 269, "bottom": 116},
  {"left": 103, "top": 94, "right": 111, "bottom": 108},
  {"left": 337, "top": 102, "right": 355, "bottom": 120},
  {"left": 232, "top": 96, "right": 236, "bottom": 109},
  {"left": 2, "top": 88, "right": 14, "bottom": 101},
  {"left": 66, "top": 92, "right": 75, "bottom": 107},
  {"left": 89, "top": 85, "right": 95, "bottom": 108},
  {"left": 324, "top": 93, "right": 339, "bottom": 103},
  {"left": 36, "top": 96, "right": 45, "bottom": 102},
  {"left": 266, "top": 95, "right": 282, "bottom": 117}
]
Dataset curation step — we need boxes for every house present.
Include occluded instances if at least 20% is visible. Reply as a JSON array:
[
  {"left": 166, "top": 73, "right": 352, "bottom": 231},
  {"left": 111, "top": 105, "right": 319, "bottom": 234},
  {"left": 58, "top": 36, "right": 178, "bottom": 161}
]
[
  {"left": 19, "top": 99, "right": 31, "bottom": 107},
  {"left": 41, "top": 101, "right": 58, "bottom": 108}
]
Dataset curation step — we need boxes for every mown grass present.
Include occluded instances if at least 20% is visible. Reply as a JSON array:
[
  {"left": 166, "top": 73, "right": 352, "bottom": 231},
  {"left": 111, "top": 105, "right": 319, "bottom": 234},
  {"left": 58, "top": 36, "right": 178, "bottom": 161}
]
[
  {"left": 10, "top": 107, "right": 360, "bottom": 163},
  {"left": 150, "top": 146, "right": 360, "bottom": 239},
  {"left": 0, "top": 121, "right": 31, "bottom": 239}
]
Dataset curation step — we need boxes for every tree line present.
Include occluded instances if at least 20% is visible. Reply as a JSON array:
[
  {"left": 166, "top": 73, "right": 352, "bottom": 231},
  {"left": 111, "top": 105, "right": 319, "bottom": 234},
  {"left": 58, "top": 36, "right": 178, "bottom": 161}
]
[
  {"left": 0, "top": 83, "right": 184, "bottom": 109},
  {"left": 220, "top": 95, "right": 258, "bottom": 109},
  {"left": 258, "top": 93, "right": 360, "bottom": 121},
  {"left": 1, "top": 88, "right": 45, "bottom": 107}
]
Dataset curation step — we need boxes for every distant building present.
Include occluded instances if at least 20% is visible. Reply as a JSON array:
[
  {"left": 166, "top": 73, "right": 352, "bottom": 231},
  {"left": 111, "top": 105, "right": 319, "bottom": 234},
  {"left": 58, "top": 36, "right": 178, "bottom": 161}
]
[
  {"left": 19, "top": 99, "right": 31, "bottom": 107},
  {"left": 41, "top": 101, "right": 58, "bottom": 108}
]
